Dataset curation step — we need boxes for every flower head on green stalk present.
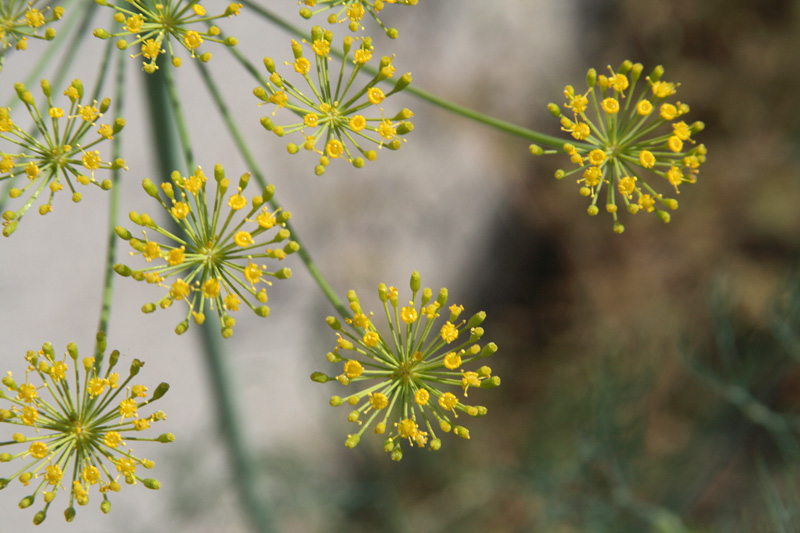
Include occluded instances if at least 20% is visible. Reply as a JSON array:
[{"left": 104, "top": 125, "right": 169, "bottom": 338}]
[
  {"left": 0, "top": 333, "right": 173, "bottom": 524},
  {"left": 93, "top": 0, "right": 242, "bottom": 73},
  {"left": 298, "top": 0, "right": 418, "bottom": 38},
  {"left": 254, "top": 26, "right": 414, "bottom": 175},
  {"left": 0, "top": 79, "right": 126, "bottom": 237},
  {"left": 311, "top": 271, "right": 500, "bottom": 461},
  {"left": 114, "top": 164, "right": 297, "bottom": 338},
  {"left": 531, "top": 61, "right": 707, "bottom": 233},
  {"left": 0, "top": 1, "right": 64, "bottom": 69}
]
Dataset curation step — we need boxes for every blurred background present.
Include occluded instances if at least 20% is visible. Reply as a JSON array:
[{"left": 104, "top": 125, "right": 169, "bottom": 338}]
[{"left": 1, "top": 0, "right": 800, "bottom": 531}]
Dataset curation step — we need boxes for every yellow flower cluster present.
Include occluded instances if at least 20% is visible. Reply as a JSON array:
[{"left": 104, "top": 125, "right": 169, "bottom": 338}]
[
  {"left": 255, "top": 26, "right": 413, "bottom": 175},
  {"left": 114, "top": 164, "right": 297, "bottom": 338},
  {"left": 533, "top": 61, "right": 707, "bottom": 233},
  {"left": 311, "top": 271, "right": 500, "bottom": 461},
  {"left": 0, "top": 334, "right": 173, "bottom": 524},
  {"left": 0, "top": 78, "right": 126, "bottom": 237},
  {"left": 0, "top": 1, "right": 63, "bottom": 67},
  {"left": 93, "top": 0, "right": 242, "bottom": 72},
  {"left": 299, "top": 0, "right": 418, "bottom": 38}
]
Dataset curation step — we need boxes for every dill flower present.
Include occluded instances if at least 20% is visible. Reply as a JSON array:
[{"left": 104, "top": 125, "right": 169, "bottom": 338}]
[
  {"left": 532, "top": 61, "right": 707, "bottom": 233},
  {"left": 298, "top": 0, "right": 418, "bottom": 38},
  {"left": 0, "top": 333, "right": 173, "bottom": 524},
  {"left": 311, "top": 271, "right": 500, "bottom": 461},
  {"left": 0, "top": 78, "right": 126, "bottom": 237},
  {"left": 114, "top": 164, "right": 297, "bottom": 338},
  {"left": 254, "top": 25, "right": 414, "bottom": 175},
  {"left": 0, "top": 1, "right": 64, "bottom": 68},
  {"left": 93, "top": 0, "right": 242, "bottom": 73}
]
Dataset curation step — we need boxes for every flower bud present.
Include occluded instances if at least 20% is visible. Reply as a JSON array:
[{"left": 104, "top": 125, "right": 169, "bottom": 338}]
[
  {"left": 157, "top": 433, "right": 175, "bottom": 443},
  {"left": 479, "top": 342, "right": 497, "bottom": 359},
  {"left": 586, "top": 68, "right": 597, "bottom": 87},
  {"left": 18, "top": 495, "right": 34, "bottom": 509},
  {"left": 130, "top": 358, "right": 143, "bottom": 376},
  {"left": 274, "top": 267, "right": 291, "bottom": 280},
  {"left": 481, "top": 376, "right": 501, "bottom": 389},
  {"left": 392, "top": 72, "right": 412, "bottom": 93},
  {"left": 310, "top": 372, "right": 330, "bottom": 383},
  {"left": 113, "top": 264, "right": 132, "bottom": 277},
  {"left": 142, "top": 179, "right": 159, "bottom": 198},
  {"left": 150, "top": 382, "right": 170, "bottom": 401},
  {"left": 397, "top": 122, "right": 413, "bottom": 135},
  {"left": 390, "top": 446, "right": 403, "bottom": 461},
  {"left": 410, "top": 271, "right": 421, "bottom": 292}
]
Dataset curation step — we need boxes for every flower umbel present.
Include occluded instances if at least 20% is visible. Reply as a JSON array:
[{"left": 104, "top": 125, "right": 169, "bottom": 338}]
[
  {"left": 0, "top": 333, "right": 172, "bottom": 524},
  {"left": 298, "top": 0, "right": 418, "bottom": 38},
  {"left": 0, "top": 78, "right": 126, "bottom": 237},
  {"left": 311, "top": 271, "right": 500, "bottom": 461},
  {"left": 114, "top": 164, "right": 297, "bottom": 338},
  {"left": 0, "top": 1, "right": 64, "bottom": 69},
  {"left": 254, "top": 26, "right": 413, "bottom": 175},
  {"left": 93, "top": 0, "right": 242, "bottom": 73},
  {"left": 532, "top": 61, "right": 707, "bottom": 233}
]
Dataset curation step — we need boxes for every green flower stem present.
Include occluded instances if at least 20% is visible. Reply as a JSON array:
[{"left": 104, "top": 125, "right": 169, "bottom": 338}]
[
  {"left": 402, "top": 83, "right": 568, "bottom": 148},
  {"left": 194, "top": 61, "right": 351, "bottom": 320},
  {"left": 145, "top": 61, "right": 274, "bottom": 533},
  {"left": 160, "top": 64, "right": 196, "bottom": 170},
  {"left": 95, "top": 35, "right": 127, "bottom": 348},
  {"left": 237, "top": 0, "right": 578, "bottom": 150}
]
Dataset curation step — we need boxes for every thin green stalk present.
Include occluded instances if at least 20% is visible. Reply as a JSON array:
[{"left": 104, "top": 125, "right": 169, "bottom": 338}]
[
  {"left": 402, "top": 83, "right": 569, "bottom": 147},
  {"left": 194, "top": 61, "right": 350, "bottom": 320},
  {"left": 144, "top": 60, "right": 274, "bottom": 533},
  {"left": 160, "top": 64, "right": 195, "bottom": 170},
  {"left": 95, "top": 31, "right": 127, "bottom": 346},
  {"left": 237, "top": 0, "right": 580, "bottom": 150}
]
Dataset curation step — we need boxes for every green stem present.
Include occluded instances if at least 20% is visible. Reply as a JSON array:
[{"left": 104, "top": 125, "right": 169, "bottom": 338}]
[
  {"left": 144, "top": 61, "right": 274, "bottom": 533},
  {"left": 95, "top": 30, "right": 127, "bottom": 347},
  {"left": 194, "top": 61, "right": 350, "bottom": 320},
  {"left": 402, "top": 83, "right": 567, "bottom": 147},
  {"left": 237, "top": 0, "right": 575, "bottom": 149},
  {"left": 160, "top": 64, "right": 195, "bottom": 170}
]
